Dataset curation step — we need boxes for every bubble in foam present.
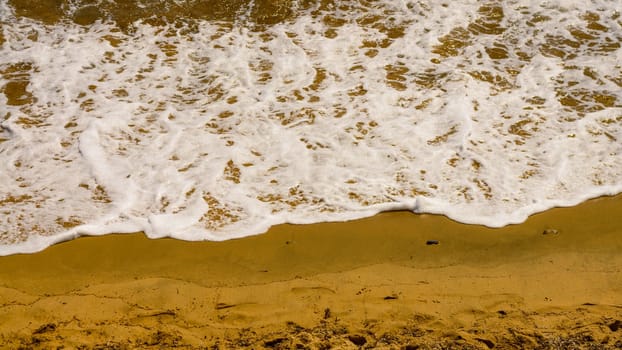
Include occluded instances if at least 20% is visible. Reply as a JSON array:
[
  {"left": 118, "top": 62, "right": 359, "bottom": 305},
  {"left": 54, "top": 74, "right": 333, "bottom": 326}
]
[{"left": 0, "top": 0, "right": 621, "bottom": 255}]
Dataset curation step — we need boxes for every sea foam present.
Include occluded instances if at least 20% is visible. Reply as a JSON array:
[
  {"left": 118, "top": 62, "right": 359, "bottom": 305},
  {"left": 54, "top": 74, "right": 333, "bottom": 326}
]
[{"left": 1, "top": 0, "right": 621, "bottom": 255}]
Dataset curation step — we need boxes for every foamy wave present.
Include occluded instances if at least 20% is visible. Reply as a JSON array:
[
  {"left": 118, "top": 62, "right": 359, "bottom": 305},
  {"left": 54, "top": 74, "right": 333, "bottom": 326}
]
[{"left": 1, "top": 0, "right": 621, "bottom": 255}]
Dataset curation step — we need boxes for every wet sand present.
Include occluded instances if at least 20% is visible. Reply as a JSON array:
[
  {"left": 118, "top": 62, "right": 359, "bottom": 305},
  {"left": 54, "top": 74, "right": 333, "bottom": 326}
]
[{"left": 1, "top": 196, "right": 622, "bottom": 349}]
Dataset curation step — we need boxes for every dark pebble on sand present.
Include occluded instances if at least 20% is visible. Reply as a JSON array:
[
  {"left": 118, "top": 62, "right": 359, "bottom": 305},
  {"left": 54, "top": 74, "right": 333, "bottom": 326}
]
[
  {"left": 609, "top": 320, "right": 622, "bottom": 332},
  {"left": 348, "top": 334, "right": 367, "bottom": 346},
  {"left": 426, "top": 240, "right": 439, "bottom": 245}
]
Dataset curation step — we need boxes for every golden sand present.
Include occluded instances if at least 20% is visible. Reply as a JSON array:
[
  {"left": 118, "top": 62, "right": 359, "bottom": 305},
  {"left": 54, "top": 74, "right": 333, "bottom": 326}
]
[{"left": 1, "top": 195, "right": 622, "bottom": 349}]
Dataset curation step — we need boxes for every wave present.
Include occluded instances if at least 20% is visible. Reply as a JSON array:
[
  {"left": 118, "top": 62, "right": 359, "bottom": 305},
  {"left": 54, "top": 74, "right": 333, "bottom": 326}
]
[{"left": 1, "top": 0, "right": 621, "bottom": 255}]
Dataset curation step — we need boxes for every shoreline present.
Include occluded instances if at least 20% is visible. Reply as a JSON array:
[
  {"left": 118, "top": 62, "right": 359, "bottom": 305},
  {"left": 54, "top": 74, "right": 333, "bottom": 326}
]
[{"left": 1, "top": 195, "right": 622, "bottom": 348}]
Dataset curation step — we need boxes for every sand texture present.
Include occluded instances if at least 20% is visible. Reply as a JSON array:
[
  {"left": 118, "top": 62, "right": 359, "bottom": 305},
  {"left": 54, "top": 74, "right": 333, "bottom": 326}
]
[{"left": 1, "top": 195, "right": 622, "bottom": 349}]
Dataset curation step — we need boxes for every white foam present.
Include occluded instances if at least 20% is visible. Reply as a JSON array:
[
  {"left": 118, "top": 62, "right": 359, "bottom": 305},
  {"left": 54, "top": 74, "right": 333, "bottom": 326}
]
[{"left": 1, "top": 0, "right": 621, "bottom": 255}]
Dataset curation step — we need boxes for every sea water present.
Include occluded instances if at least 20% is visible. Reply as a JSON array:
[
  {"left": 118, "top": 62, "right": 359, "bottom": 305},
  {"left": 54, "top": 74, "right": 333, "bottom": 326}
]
[{"left": 1, "top": 0, "right": 621, "bottom": 255}]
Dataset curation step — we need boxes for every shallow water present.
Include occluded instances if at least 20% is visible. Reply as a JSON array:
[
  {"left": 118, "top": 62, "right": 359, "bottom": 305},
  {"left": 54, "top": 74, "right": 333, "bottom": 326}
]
[{"left": 1, "top": 0, "right": 621, "bottom": 254}]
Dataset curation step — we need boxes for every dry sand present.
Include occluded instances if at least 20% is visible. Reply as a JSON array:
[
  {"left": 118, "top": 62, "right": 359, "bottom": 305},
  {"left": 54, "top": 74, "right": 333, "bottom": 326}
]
[{"left": 1, "top": 195, "right": 622, "bottom": 349}]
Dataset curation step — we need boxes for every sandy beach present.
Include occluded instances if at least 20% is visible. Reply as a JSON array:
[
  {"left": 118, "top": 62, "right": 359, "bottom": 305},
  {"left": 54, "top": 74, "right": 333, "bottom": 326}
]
[
  {"left": 1, "top": 195, "right": 622, "bottom": 349},
  {"left": 2, "top": 1, "right": 622, "bottom": 348}
]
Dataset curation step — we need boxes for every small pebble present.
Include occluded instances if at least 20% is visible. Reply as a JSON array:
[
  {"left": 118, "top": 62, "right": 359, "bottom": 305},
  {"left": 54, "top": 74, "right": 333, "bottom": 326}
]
[
  {"left": 348, "top": 334, "right": 367, "bottom": 346},
  {"left": 608, "top": 320, "right": 622, "bottom": 332},
  {"left": 426, "top": 240, "right": 439, "bottom": 245}
]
